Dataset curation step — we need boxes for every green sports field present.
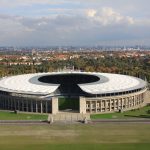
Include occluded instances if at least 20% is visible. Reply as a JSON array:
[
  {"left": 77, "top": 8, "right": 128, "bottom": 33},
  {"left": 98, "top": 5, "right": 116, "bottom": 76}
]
[
  {"left": 0, "top": 123, "right": 150, "bottom": 150},
  {"left": 58, "top": 97, "right": 79, "bottom": 110}
]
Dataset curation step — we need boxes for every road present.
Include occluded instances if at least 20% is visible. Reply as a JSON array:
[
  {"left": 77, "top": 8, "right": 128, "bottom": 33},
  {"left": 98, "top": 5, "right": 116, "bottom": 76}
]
[
  {"left": 0, "top": 120, "right": 49, "bottom": 125},
  {"left": 0, "top": 118, "right": 150, "bottom": 125},
  {"left": 91, "top": 119, "right": 150, "bottom": 123}
]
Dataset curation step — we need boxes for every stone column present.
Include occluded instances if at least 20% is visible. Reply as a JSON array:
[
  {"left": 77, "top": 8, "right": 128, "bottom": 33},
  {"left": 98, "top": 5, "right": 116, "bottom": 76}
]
[
  {"left": 109, "top": 99, "right": 111, "bottom": 111},
  {"left": 90, "top": 101, "right": 93, "bottom": 113},
  {"left": 46, "top": 101, "right": 48, "bottom": 113},
  {"left": 143, "top": 92, "right": 146, "bottom": 103},
  {"left": 36, "top": 100, "right": 38, "bottom": 113},
  {"left": 31, "top": 100, "right": 33, "bottom": 112},
  {"left": 136, "top": 96, "right": 138, "bottom": 105},
  {"left": 41, "top": 101, "right": 43, "bottom": 113},
  {"left": 14, "top": 99, "right": 16, "bottom": 110},
  {"left": 10, "top": 98, "right": 13, "bottom": 110},
  {"left": 26, "top": 100, "right": 28, "bottom": 112},
  {"left": 121, "top": 99, "right": 123, "bottom": 109},
  {"left": 114, "top": 99, "right": 116, "bottom": 111},
  {"left": 128, "top": 98, "right": 130, "bottom": 108},
  {"left": 133, "top": 97, "right": 135, "bottom": 106},
  {"left": 79, "top": 97, "right": 86, "bottom": 114},
  {"left": 95, "top": 100, "right": 97, "bottom": 113},
  {"left": 105, "top": 100, "right": 107, "bottom": 112},
  {"left": 139, "top": 94, "right": 141, "bottom": 104},
  {"left": 22, "top": 100, "right": 24, "bottom": 111},
  {"left": 125, "top": 97, "right": 128, "bottom": 109},
  {"left": 117, "top": 99, "right": 119, "bottom": 110},
  {"left": 100, "top": 100, "right": 102, "bottom": 112},
  {"left": 142, "top": 93, "right": 144, "bottom": 102},
  {"left": 8, "top": 98, "right": 10, "bottom": 110},
  {"left": 52, "top": 97, "right": 58, "bottom": 114},
  {"left": 17, "top": 100, "right": 19, "bottom": 111},
  {"left": 124, "top": 98, "right": 126, "bottom": 109}
]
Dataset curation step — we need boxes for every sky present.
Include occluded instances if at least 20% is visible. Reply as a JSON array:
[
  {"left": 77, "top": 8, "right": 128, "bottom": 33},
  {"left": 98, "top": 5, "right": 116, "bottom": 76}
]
[{"left": 0, "top": 0, "right": 150, "bottom": 46}]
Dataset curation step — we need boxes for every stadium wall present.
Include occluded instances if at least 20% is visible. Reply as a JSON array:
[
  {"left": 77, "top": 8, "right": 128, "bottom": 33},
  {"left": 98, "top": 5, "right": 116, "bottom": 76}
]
[{"left": 0, "top": 88, "right": 147, "bottom": 114}]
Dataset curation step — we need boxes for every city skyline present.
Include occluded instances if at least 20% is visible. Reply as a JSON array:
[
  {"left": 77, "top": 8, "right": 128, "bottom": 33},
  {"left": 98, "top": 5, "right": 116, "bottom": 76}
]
[{"left": 0, "top": 0, "right": 150, "bottom": 46}]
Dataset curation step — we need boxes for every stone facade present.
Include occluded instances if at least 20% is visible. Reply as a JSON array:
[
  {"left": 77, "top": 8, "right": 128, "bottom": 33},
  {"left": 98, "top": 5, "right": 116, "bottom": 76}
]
[
  {"left": 84, "top": 88, "right": 147, "bottom": 114},
  {"left": 0, "top": 95, "right": 52, "bottom": 113},
  {"left": 0, "top": 88, "right": 147, "bottom": 114}
]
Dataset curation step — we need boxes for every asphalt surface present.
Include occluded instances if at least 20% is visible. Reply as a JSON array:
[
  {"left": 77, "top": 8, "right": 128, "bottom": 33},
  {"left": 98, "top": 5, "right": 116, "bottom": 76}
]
[
  {"left": 0, "top": 120, "right": 49, "bottom": 125},
  {"left": 91, "top": 119, "right": 150, "bottom": 123},
  {"left": 0, "top": 119, "right": 150, "bottom": 125}
]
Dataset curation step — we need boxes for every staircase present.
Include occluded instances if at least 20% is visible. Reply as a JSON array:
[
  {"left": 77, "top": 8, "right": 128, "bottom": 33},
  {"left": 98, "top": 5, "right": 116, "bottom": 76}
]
[{"left": 48, "top": 112, "right": 90, "bottom": 123}]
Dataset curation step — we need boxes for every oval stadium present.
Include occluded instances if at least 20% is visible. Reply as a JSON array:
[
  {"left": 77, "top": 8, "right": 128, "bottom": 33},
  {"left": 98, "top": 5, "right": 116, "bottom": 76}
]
[{"left": 0, "top": 72, "right": 147, "bottom": 114}]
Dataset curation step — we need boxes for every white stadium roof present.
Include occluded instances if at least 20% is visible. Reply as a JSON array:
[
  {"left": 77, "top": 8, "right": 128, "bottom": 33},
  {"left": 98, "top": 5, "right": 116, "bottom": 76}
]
[{"left": 0, "top": 72, "right": 147, "bottom": 95}]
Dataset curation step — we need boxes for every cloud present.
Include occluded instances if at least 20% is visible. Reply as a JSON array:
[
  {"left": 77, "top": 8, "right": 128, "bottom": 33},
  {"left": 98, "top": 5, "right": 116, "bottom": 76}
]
[
  {"left": 0, "top": 0, "right": 67, "bottom": 8},
  {"left": 0, "top": 5, "right": 150, "bottom": 46},
  {"left": 86, "top": 9, "right": 97, "bottom": 17},
  {"left": 86, "top": 7, "right": 135, "bottom": 26}
]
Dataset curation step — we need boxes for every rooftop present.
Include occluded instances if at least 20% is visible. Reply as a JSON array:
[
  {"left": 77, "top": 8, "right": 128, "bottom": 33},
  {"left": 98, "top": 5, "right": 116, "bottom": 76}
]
[{"left": 0, "top": 72, "right": 147, "bottom": 95}]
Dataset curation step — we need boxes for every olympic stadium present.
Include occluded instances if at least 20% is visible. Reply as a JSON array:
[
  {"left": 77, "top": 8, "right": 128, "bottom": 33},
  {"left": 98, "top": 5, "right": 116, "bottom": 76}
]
[{"left": 0, "top": 72, "right": 147, "bottom": 114}]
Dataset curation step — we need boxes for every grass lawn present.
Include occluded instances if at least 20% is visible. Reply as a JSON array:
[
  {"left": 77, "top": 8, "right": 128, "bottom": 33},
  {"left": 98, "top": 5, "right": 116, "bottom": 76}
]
[
  {"left": 0, "top": 111, "right": 48, "bottom": 120},
  {"left": 0, "top": 123, "right": 150, "bottom": 150},
  {"left": 0, "top": 105, "right": 150, "bottom": 120},
  {"left": 91, "top": 105, "right": 150, "bottom": 119}
]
